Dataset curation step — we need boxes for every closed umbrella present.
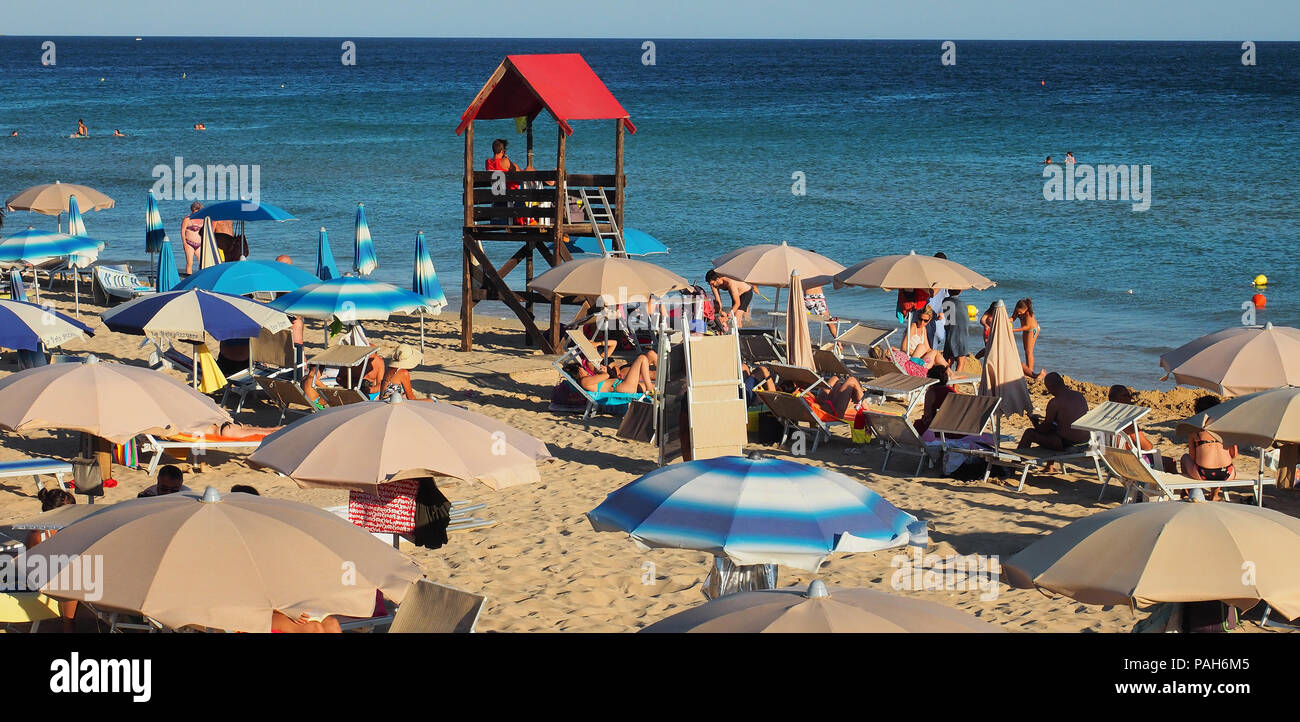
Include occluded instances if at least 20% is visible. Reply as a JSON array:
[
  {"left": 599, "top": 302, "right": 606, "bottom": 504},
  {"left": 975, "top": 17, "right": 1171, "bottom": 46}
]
[
  {"left": 980, "top": 300, "right": 1031, "bottom": 417},
  {"left": 587, "top": 455, "right": 917, "bottom": 573},
  {"left": 1004, "top": 500, "right": 1300, "bottom": 620},
  {"left": 412, "top": 230, "right": 448, "bottom": 354},
  {"left": 174, "top": 259, "right": 320, "bottom": 296},
  {"left": 0, "top": 299, "right": 94, "bottom": 351},
  {"left": 641, "top": 580, "right": 1002, "bottom": 633},
  {"left": 528, "top": 256, "right": 689, "bottom": 303},
  {"left": 198, "top": 217, "right": 221, "bottom": 270},
  {"left": 144, "top": 190, "right": 167, "bottom": 255},
  {"left": 155, "top": 238, "right": 181, "bottom": 293},
  {"left": 36, "top": 486, "right": 422, "bottom": 633},
  {"left": 353, "top": 203, "right": 378, "bottom": 276},
  {"left": 248, "top": 395, "right": 553, "bottom": 492},
  {"left": 1159, "top": 323, "right": 1300, "bottom": 397},
  {"left": 5, "top": 181, "right": 114, "bottom": 230},
  {"left": 0, "top": 359, "right": 230, "bottom": 443},
  {"left": 834, "top": 250, "right": 995, "bottom": 292},
  {"left": 5, "top": 271, "right": 48, "bottom": 369},
  {"left": 785, "top": 269, "right": 814, "bottom": 369},
  {"left": 315, "top": 227, "right": 340, "bottom": 281}
]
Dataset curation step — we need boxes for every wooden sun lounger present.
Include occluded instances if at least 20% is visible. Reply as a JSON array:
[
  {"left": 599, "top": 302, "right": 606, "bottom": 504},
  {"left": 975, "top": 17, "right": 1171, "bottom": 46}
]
[
  {"left": 0, "top": 458, "right": 73, "bottom": 494},
  {"left": 862, "top": 410, "right": 937, "bottom": 475},
  {"left": 1100, "top": 446, "right": 1273, "bottom": 506}
]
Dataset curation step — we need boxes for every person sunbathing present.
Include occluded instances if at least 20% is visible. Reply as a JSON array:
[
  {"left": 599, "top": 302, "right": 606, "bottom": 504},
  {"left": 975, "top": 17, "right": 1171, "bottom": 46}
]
[
  {"left": 196, "top": 421, "right": 281, "bottom": 440},
  {"left": 1017, "top": 373, "right": 1089, "bottom": 466},
  {"left": 369, "top": 344, "right": 434, "bottom": 401},
  {"left": 1180, "top": 395, "right": 1237, "bottom": 501},
  {"left": 905, "top": 308, "right": 948, "bottom": 370},
  {"left": 914, "top": 365, "right": 955, "bottom": 436},
  {"left": 567, "top": 354, "right": 655, "bottom": 395},
  {"left": 271, "top": 610, "right": 341, "bottom": 633},
  {"left": 811, "top": 375, "right": 866, "bottom": 420}
]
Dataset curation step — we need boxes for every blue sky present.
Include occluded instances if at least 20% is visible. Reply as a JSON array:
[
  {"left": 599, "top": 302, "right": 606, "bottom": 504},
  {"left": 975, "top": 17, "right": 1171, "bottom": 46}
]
[{"left": 2, "top": 0, "right": 1297, "bottom": 39}]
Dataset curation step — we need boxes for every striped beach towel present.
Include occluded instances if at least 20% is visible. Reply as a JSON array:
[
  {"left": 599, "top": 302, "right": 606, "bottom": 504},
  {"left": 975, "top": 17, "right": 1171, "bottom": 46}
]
[{"left": 347, "top": 479, "right": 419, "bottom": 533}]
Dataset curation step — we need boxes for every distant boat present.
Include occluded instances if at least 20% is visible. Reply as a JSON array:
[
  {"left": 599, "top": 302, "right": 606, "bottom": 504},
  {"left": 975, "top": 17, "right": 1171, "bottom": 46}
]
[{"left": 135, "top": 37, "right": 142, "bottom": 41}]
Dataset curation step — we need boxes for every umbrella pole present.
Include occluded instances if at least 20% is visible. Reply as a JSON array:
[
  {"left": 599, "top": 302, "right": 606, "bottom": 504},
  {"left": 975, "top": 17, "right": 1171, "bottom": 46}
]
[
  {"left": 420, "top": 312, "right": 425, "bottom": 355},
  {"left": 73, "top": 269, "right": 80, "bottom": 318},
  {"left": 31, "top": 269, "right": 39, "bottom": 303}
]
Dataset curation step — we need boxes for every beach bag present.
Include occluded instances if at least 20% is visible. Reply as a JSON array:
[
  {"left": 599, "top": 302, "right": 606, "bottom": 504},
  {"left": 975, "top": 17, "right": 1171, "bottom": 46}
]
[
  {"left": 347, "top": 479, "right": 419, "bottom": 534},
  {"left": 889, "top": 348, "right": 927, "bottom": 377},
  {"left": 617, "top": 399, "right": 657, "bottom": 443},
  {"left": 71, "top": 456, "right": 104, "bottom": 498},
  {"left": 551, "top": 381, "right": 584, "bottom": 408},
  {"left": 851, "top": 411, "right": 873, "bottom": 445},
  {"left": 1182, "top": 601, "right": 1241, "bottom": 633}
]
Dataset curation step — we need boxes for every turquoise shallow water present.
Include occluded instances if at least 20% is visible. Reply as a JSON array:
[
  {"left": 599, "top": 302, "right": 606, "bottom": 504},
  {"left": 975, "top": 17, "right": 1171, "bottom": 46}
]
[{"left": 1, "top": 37, "right": 1298, "bottom": 388}]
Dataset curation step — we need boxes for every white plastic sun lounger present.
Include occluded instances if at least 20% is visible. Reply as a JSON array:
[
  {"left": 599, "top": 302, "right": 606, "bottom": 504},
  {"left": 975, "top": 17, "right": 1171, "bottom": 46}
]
[
  {"left": 138, "top": 433, "right": 263, "bottom": 475},
  {"left": 0, "top": 458, "right": 73, "bottom": 494}
]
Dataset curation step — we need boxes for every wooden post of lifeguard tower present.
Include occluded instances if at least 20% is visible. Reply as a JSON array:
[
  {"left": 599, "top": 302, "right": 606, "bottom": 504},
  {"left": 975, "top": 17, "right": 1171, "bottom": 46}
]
[{"left": 456, "top": 54, "right": 636, "bottom": 354}]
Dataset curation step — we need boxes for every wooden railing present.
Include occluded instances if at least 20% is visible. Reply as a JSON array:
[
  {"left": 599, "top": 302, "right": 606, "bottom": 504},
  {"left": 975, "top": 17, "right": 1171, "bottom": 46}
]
[{"left": 464, "top": 171, "right": 620, "bottom": 230}]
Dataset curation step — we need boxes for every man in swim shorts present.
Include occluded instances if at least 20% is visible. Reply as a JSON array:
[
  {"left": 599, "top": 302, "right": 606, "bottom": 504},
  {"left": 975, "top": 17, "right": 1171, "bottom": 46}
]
[
  {"left": 705, "top": 269, "right": 753, "bottom": 330},
  {"left": 1018, "top": 372, "right": 1089, "bottom": 455}
]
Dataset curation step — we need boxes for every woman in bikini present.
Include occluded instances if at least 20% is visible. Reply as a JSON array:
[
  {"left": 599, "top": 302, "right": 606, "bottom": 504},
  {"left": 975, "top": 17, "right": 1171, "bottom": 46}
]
[
  {"left": 568, "top": 354, "right": 656, "bottom": 395},
  {"left": 905, "top": 307, "right": 948, "bottom": 369},
  {"left": 1010, "top": 298, "right": 1046, "bottom": 381},
  {"left": 367, "top": 344, "right": 434, "bottom": 401},
  {"left": 1180, "top": 396, "right": 1238, "bottom": 501},
  {"left": 181, "top": 201, "right": 205, "bottom": 274}
]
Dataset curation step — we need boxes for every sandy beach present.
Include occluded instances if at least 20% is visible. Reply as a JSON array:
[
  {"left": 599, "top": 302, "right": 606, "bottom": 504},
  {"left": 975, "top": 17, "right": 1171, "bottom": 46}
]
[{"left": 4, "top": 285, "right": 1295, "bottom": 633}]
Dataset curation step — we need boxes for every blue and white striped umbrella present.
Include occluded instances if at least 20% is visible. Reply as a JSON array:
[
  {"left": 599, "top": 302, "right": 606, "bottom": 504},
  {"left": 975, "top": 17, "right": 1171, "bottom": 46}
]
[
  {"left": 156, "top": 238, "right": 181, "bottom": 293},
  {"left": 145, "top": 190, "right": 167, "bottom": 254},
  {"left": 0, "top": 298, "right": 94, "bottom": 351},
  {"left": 175, "top": 259, "right": 319, "bottom": 296},
  {"left": 587, "top": 455, "right": 917, "bottom": 571},
  {"left": 412, "top": 231, "right": 447, "bottom": 312},
  {"left": 267, "top": 276, "right": 432, "bottom": 322},
  {"left": 353, "top": 203, "right": 378, "bottom": 276},
  {"left": 66, "top": 194, "right": 87, "bottom": 237},
  {"left": 102, "top": 289, "right": 290, "bottom": 343},
  {"left": 315, "top": 227, "right": 340, "bottom": 281},
  {"left": 0, "top": 228, "right": 104, "bottom": 264}
]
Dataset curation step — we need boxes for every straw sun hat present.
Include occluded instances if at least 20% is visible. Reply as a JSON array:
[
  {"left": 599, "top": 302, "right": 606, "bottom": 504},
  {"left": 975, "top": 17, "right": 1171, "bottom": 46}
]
[{"left": 387, "top": 344, "right": 422, "bottom": 370}]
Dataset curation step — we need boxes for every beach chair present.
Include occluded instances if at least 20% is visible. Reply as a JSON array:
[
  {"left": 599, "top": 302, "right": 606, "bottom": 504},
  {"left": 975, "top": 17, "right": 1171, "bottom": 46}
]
[
  {"left": 862, "top": 371, "right": 937, "bottom": 418},
  {"left": 91, "top": 265, "right": 154, "bottom": 306},
  {"left": 862, "top": 410, "right": 937, "bottom": 474},
  {"left": 138, "top": 433, "right": 264, "bottom": 475},
  {"left": 1099, "top": 446, "right": 1272, "bottom": 506},
  {"left": 319, "top": 386, "right": 369, "bottom": 406},
  {"left": 755, "top": 390, "right": 843, "bottom": 453},
  {"left": 834, "top": 323, "right": 895, "bottom": 360},
  {"left": 738, "top": 329, "right": 785, "bottom": 365},
  {"left": 257, "top": 376, "right": 322, "bottom": 424},
  {"left": 552, "top": 333, "right": 646, "bottom": 420},
  {"left": 343, "top": 579, "right": 486, "bottom": 634},
  {"left": 221, "top": 328, "right": 303, "bottom": 412},
  {"left": 925, "top": 393, "right": 1003, "bottom": 470},
  {"left": 763, "top": 362, "right": 829, "bottom": 397},
  {"left": 0, "top": 591, "right": 62, "bottom": 633},
  {"left": 0, "top": 458, "right": 73, "bottom": 494}
]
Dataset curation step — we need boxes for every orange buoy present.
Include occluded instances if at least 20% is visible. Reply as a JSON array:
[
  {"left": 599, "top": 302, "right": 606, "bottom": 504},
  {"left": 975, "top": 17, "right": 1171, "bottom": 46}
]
[{"left": 1252, "top": 293, "right": 1266, "bottom": 310}]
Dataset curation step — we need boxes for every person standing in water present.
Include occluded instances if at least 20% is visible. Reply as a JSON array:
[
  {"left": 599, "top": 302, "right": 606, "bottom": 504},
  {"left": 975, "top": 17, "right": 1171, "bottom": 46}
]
[
  {"left": 1010, "top": 297, "right": 1046, "bottom": 380},
  {"left": 75, "top": 119, "right": 87, "bottom": 137}
]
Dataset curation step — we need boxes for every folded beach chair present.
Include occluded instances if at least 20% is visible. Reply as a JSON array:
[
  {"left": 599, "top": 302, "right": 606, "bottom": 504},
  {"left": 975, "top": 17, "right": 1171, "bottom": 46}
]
[
  {"left": 0, "top": 457, "right": 73, "bottom": 494},
  {"left": 138, "top": 432, "right": 265, "bottom": 475},
  {"left": 683, "top": 333, "right": 748, "bottom": 460},
  {"left": 91, "top": 265, "right": 154, "bottom": 306},
  {"left": 1099, "top": 446, "right": 1272, "bottom": 506},
  {"left": 755, "top": 390, "right": 844, "bottom": 453},
  {"left": 257, "top": 376, "right": 322, "bottom": 424},
  {"left": 862, "top": 410, "right": 938, "bottom": 474},
  {"left": 834, "top": 323, "right": 895, "bottom": 360},
  {"left": 552, "top": 333, "right": 646, "bottom": 420}
]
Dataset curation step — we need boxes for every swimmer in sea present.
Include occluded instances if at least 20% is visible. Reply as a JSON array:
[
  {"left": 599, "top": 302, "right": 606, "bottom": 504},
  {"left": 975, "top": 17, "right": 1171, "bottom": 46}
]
[
  {"left": 75, "top": 119, "right": 87, "bottom": 137},
  {"left": 194, "top": 123, "right": 206, "bottom": 131},
  {"left": 113, "top": 129, "right": 126, "bottom": 137},
  {"left": 1044, "top": 155, "right": 1052, "bottom": 164},
  {"left": 1065, "top": 151, "right": 1075, "bottom": 164}
]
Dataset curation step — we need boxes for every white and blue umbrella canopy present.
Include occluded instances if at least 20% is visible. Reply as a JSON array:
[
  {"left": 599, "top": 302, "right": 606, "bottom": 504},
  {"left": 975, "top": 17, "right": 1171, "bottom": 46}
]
[
  {"left": 175, "top": 259, "right": 319, "bottom": 296},
  {"left": 587, "top": 455, "right": 918, "bottom": 571},
  {"left": 156, "top": 238, "right": 181, "bottom": 293},
  {"left": 316, "top": 227, "right": 340, "bottom": 281},
  {"left": 267, "top": 276, "right": 433, "bottom": 322},
  {"left": 188, "top": 199, "right": 296, "bottom": 223},
  {"left": 412, "top": 231, "right": 447, "bottom": 312},
  {"left": 0, "top": 299, "right": 94, "bottom": 351},
  {"left": 145, "top": 190, "right": 168, "bottom": 254},
  {"left": 353, "top": 203, "right": 378, "bottom": 276},
  {"left": 64, "top": 194, "right": 101, "bottom": 269},
  {"left": 102, "top": 289, "right": 290, "bottom": 343},
  {"left": 199, "top": 217, "right": 222, "bottom": 269},
  {"left": 0, "top": 227, "right": 105, "bottom": 264},
  {"left": 566, "top": 227, "right": 669, "bottom": 257}
]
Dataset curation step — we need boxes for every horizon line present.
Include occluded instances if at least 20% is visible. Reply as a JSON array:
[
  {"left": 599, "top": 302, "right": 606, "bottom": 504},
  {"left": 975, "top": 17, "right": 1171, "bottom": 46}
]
[{"left": 2, "top": 35, "right": 1298, "bottom": 42}]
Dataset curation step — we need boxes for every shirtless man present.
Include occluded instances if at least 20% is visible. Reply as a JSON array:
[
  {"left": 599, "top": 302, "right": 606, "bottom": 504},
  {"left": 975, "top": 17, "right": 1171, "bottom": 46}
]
[
  {"left": 1018, "top": 373, "right": 1089, "bottom": 462},
  {"left": 705, "top": 269, "right": 754, "bottom": 330}
]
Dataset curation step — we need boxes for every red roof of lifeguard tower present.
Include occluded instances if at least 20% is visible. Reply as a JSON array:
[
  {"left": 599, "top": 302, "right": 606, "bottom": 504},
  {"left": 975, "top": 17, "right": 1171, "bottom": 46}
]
[{"left": 456, "top": 53, "right": 636, "bottom": 137}]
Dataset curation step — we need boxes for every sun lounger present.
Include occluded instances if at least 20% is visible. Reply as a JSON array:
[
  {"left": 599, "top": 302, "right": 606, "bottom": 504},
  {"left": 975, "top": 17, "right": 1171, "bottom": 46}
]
[
  {"left": 738, "top": 329, "right": 785, "bottom": 365},
  {"left": 762, "top": 362, "right": 829, "bottom": 396},
  {"left": 834, "top": 323, "right": 895, "bottom": 357},
  {"left": 755, "top": 390, "right": 843, "bottom": 453},
  {"left": 138, "top": 432, "right": 265, "bottom": 475},
  {"left": 91, "top": 265, "right": 154, "bottom": 306},
  {"left": 0, "top": 591, "right": 62, "bottom": 633},
  {"left": 257, "top": 376, "right": 322, "bottom": 424},
  {"left": 553, "top": 332, "right": 647, "bottom": 420},
  {"left": 925, "top": 392, "right": 1003, "bottom": 471},
  {"left": 388, "top": 579, "right": 486, "bottom": 633},
  {"left": 319, "top": 386, "right": 370, "bottom": 406},
  {"left": 862, "top": 410, "right": 938, "bottom": 474},
  {"left": 0, "top": 458, "right": 73, "bottom": 494},
  {"left": 221, "top": 328, "right": 305, "bottom": 412},
  {"left": 1099, "top": 446, "right": 1272, "bottom": 506}
]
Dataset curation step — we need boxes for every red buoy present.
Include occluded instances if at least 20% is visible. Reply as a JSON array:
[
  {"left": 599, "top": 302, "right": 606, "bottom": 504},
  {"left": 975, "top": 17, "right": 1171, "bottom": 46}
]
[{"left": 1252, "top": 293, "right": 1267, "bottom": 310}]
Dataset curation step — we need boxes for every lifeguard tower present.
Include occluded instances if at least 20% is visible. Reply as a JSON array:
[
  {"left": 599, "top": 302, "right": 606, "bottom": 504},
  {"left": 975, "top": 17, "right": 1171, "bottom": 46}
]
[{"left": 456, "top": 53, "right": 636, "bottom": 353}]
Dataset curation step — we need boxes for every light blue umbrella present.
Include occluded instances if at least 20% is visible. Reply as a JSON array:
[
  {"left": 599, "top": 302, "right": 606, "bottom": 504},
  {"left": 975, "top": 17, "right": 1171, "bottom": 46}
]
[
  {"left": 188, "top": 200, "right": 296, "bottom": 223},
  {"left": 353, "top": 203, "right": 377, "bottom": 276},
  {"left": 268, "top": 276, "right": 433, "bottom": 323},
  {"left": 411, "top": 230, "right": 447, "bottom": 354},
  {"left": 315, "top": 227, "right": 340, "bottom": 281},
  {"left": 64, "top": 195, "right": 101, "bottom": 315},
  {"left": 145, "top": 190, "right": 167, "bottom": 254},
  {"left": 587, "top": 455, "right": 917, "bottom": 572},
  {"left": 66, "top": 195, "right": 87, "bottom": 237},
  {"left": 566, "top": 227, "right": 668, "bottom": 257},
  {"left": 0, "top": 228, "right": 105, "bottom": 304},
  {"left": 175, "top": 259, "right": 319, "bottom": 296},
  {"left": 156, "top": 238, "right": 181, "bottom": 293}
]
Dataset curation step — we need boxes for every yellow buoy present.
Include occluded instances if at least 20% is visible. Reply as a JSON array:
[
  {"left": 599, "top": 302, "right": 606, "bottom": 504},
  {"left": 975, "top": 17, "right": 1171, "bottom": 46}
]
[
  {"left": 99, "top": 77, "right": 105, "bottom": 82},
  {"left": 1254, "top": 274, "right": 1268, "bottom": 286},
  {"left": 966, "top": 304, "right": 978, "bottom": 321}
]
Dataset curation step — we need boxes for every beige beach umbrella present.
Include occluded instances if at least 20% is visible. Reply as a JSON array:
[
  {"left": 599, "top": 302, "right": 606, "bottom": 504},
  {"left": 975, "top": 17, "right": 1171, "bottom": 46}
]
[
  {"left": 1004, "top": 500, "right": 1300, "bottom": 619},
  {"left": 641, "top": 580, "right": 1002, "bottom": 633},
  {"left": 1159, "top": 323, "right": 1300, "bottom": 397},
  {"left": 712, "top": 242, "right": 844, "bottom": 288},
  {"left": 1176, "top": 386, "right": 1300, "bottom": 447},
  {"left": 979, "top": 300, "right": 1031, "bottom": 416},
  {"left": 199, "top": 216, "right": 222, "bottom": 269},
  {"left": 248, "top": 395, "right": 553, "bottom": 493},
  {"left": 834, "top": 250, "right": 995, "bottom": 291},
  {"left": 528, "top": 256, "right": 689, "bottom": 303},
  {"left": 5, "top": 181, "right": 115, "bottom": 217},
  {"left": 36, "top": 486, "right": 422, "bottom": 633},
  {"left": 0, "top": 358, "right": 230, "bottom": 444},
  {"left": 785, "top": 269, "right": 815, "bottom": 369}
]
